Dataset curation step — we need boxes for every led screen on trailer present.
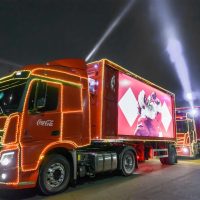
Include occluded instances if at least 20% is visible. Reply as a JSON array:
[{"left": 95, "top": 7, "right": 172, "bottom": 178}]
[{"left": 118, "top": 72, "right": 174, "bottom": 138}]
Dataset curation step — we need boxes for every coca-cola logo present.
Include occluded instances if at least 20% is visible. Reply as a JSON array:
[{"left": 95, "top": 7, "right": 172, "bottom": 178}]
[{"left": 37, "top": 119, "right": 54, "bottom": 127}]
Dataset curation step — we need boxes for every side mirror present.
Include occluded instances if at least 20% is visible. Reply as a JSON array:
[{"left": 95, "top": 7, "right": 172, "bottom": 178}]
[
  {"left": 0, "top": 107, "right": 3, "bottom": 115},
  {"left": 36, "top": 97, "right": 46, "bottom": 109},
  {"left": 36, "top": 82, "right": 47, "bottom": 110}
]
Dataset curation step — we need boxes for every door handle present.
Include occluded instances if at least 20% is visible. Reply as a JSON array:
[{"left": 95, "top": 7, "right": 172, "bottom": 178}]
[{"left": 51, "top": 130, "right": 60, "bottom": 136}]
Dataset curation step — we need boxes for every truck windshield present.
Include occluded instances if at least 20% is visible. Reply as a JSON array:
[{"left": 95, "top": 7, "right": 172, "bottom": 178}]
[
  {"left": 176, "top": 121, "right": 188, "bottom": 133},
  {"left": 0, "top": 80, "right": 27, "bottom": 115}
]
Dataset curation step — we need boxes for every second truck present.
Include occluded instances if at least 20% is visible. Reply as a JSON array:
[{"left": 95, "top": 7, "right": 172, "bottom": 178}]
[
  {"left": 0, "top": 58, "right": 177, "bottom": 194},
  {"left": 176, "top": 107, "right": 200, "bottom": 158}
]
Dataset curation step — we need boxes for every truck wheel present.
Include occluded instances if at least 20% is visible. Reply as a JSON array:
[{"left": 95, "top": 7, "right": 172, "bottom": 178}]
[
  {"left": 38, "top": 154, "right": 70, "bottom": 195},
  {"left": 160, "top": 157, "right": 167, "bottom": 165},
  {"left": 167, "top": 147, "right": 177, "bottom": 165},
  {"left": 121, "top": 150, "right": 136, "bottom": 176}
]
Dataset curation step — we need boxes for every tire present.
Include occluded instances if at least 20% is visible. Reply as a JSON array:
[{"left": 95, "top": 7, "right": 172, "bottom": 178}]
[
  {"left": 167, "top": 147, "right": 177, "bottom": 165},
  {"left": 38, "top": 154, "right": 70, "bottom": 195},
  {"left": 121, "top": 150, "right": 136, "bottom": 176},
  {"left": 160, "top": 157, "right": 167, "bottom": 165}
]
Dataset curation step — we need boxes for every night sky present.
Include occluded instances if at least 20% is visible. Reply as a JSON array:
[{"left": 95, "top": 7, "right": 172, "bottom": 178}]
[{"left": 0, "top": 0, "right": 200, "bottom": 107}]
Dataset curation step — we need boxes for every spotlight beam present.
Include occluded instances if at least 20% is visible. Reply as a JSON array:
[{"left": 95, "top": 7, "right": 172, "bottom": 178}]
[
  {"left": 152, "top": 0, "right": 193, "bottom": 106},
  {"left": 0, "top": 58, "right": 21, "bottom": 67},
  {"left": 85, "top": 0, "right": 136, "bottom": 62}
]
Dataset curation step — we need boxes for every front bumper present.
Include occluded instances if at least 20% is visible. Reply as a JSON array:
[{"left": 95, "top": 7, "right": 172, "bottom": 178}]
[
  {"left": 0, "top": 147, "right": 38, "bottom": 189},
  {"left": 0, "top": 166, "right": 20, "bottom": 189},
  {"left": 0, "top": 148, "right": 19, "bottom": 186}
]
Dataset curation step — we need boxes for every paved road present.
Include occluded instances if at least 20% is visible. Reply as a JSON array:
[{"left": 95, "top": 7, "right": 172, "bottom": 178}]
[{"left": 0, "top": 159, "right": 200, "bottom": 200}]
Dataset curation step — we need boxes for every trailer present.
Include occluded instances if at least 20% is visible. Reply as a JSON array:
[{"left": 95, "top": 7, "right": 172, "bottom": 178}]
[
  {"left": 176, "top": 107, "right": 200, "bottom": 158},
  {"left": 0, "top": 58, "right": 177, "bottom": 195}
]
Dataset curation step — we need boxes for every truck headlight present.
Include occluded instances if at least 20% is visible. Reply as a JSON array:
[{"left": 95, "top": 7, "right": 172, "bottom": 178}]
[
  {"left": 0, "top": 151, "right": 15, "bottom": 166},
  {"left": 182, "top": 147, "right": 189, "bottom": 154}
]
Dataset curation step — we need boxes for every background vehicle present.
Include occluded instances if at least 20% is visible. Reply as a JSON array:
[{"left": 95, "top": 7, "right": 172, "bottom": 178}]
[
  {"left": 0, "top": 58, "right": 177, "bottom": 195},
  {"left": 176, "top": 107, "right": 200, "bottom": 158}
]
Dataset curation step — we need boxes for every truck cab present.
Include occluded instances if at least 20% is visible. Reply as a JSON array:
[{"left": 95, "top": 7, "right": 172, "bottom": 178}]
[
  {"left": 176, "top": 110, "right": 199, "bottom": 157},
  {"left": 0, "top": 59, "right": 90, "bottom": 190}
]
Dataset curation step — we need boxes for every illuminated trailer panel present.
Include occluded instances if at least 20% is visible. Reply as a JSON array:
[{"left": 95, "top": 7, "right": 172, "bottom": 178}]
[
  {"left": 118, "top": 72, "right": 175, "bottom": 139},
  {"left": 87, "top": 59, "right": 176, "bottom": 141}
]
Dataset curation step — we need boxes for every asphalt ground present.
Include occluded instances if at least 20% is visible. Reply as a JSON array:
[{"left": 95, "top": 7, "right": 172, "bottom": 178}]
[{"left": 0, "top": 158, "right": 200, "bottom": 200}]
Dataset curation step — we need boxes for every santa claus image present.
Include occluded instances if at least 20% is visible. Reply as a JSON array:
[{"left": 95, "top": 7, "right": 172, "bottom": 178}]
[{"left": 134, "top": 90, "right": 163, "bottom": 137}]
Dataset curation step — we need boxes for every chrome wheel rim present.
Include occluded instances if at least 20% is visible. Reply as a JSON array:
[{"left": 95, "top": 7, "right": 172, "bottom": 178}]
[
  {"left": 45, "top": 162, "right": 65, "bottom": 189},
  {"left": 124, "top": 153, "right": 134, "bottom": 173}
]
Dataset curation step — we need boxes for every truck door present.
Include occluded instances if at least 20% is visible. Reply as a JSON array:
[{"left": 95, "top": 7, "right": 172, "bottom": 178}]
[{"left": 21, "top": 80, "right": 61, "bottom": 170}]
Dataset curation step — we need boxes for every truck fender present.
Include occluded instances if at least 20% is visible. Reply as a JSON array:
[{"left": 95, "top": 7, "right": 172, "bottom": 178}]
[
  {"left": 41, "top": 142, "right": 77, "bottom": 156},
  {"left": 36, "top": 142, "right": 77, "bottom": 172}
]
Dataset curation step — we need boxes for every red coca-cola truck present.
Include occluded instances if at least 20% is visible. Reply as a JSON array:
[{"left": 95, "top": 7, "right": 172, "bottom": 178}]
[
  {"left": 176, "top": 107, "right": 200, "bottom": 157},
  {"left": 0, "top": 58, "right": 177, "bottom": 195}
]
